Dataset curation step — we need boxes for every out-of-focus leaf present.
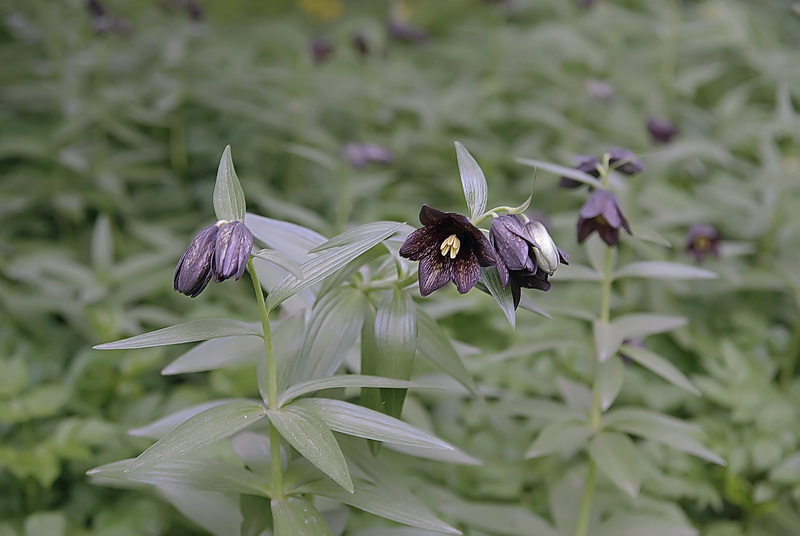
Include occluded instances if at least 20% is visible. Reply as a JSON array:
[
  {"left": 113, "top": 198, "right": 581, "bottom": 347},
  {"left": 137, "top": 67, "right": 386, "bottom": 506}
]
[
  {"left": 161, "top": 336, "right": 263, "bottom": 375},
  {"left": 479, "top": 266, "right": 516, "bottom": 328},
  {"left": 266, "top": 222, "right": 402, "bottom": 309},
  {"left": 416, "top": 309, "right": 479, "bottom": 396},
  {"left": 603, "top": 407, "right": 724, "bottom": 464},
  {"left": 455, "top": 141, "right": 488, "bottom": 220},
  {"left": 515, "top": 157, "right": 604, "bottom": 189},
  {"left": 213, "top": 145, "right": 246, "bottom": 222},
  {"left": 614, "top": 261, "right": 717, "bottom": 280},
  {"left": 94, "top": 320, "right": 262, "bottom": 350},
  {"left": 24, "top": 512, "right": 65, "bottom": 536},
  {"left": 159, "top": 488, "right": 243, "bottom": 536},
  {"left": 620, "top": 344, "right": 700, "bottom": 396},
  {"left": 245, "top": 214, "right": 327, "bottom": 263},
  {"left": 127, "top": 400, "right": 266, "bottom": 470},
  {"left": 596, "top": 355, "right": 624, "bottom": 411},
  {"left": 91, "top": 214, "right": 113, "bottom": 276},
  {"left": 552, "top": 263, "right": 602, "bottom": 281},
  {"left": 556, "top": 377, "right": 593, "bottom": 412},
  {"left": 295, "top": 398, "right": 454, "bottom": 450},
  {"left": 596, "top": 513, "right": 698, "bottom": 536},
  {"left": 266, "top": 406, "right": 353, "bottom": 493},
  {"left": 129, "top": 399, "right": 240, "bottom": 439},
  {"left": 251, "top": 249, "right": 304, "bottom": 279},
  {"left": 593, "top": 320, "right": 623, "bottom": 363},
  {"left": 309, "top": 222, "right": 406, "bottom": 252},
  {"left": 526, "top": 420, "right": 594, "bottom": 459},
  {"left": 589, "top": 431, "right": 641, "bottom": 498},
  {"left": 295, "top": 480, "right": 460, "bottom": 535},
  {"left": 612, "top": 313, "right": 687, "bottom": 340},
  {"left": 272, "top": 497, "right": 332, "bottom": 536},
  {"left": 435, "top": 493, "right": 558, "bottom": 536}
]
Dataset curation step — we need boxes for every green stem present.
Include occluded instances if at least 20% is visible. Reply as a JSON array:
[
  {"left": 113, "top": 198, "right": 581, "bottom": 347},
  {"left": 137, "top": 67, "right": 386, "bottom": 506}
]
[
  {"left": 574, "top": 461, "right": 597, "bottom": 536},
  {"left": 246, "top": 259, "right": 284, "bottom": 498}
]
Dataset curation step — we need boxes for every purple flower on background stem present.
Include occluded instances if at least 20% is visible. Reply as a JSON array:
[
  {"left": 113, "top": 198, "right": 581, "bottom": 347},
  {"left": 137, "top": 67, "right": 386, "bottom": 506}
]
[
  {"left": 490, "top": 215, "right": 568, "bottom": 308},
  {"left": 388, "top": 18, "right": 428, "bottom": 44},
  {"left": 560, "top": 155, "right": 601, "bottom": 189},
  {"left": 174, "top": 220, "right": 254, "bottom": 297},
  {"left": 342, "top": 143, "right": 394, "bottom": 168},
  {"left": 577, "top": 189, "right": 632, "bottom": 246},
  {"left": 399, "top": 205, "right": 496, "bottom": 297},
  {"left": 607, "top": 148, "right": 644, "bottom": 175},
  {"left": 686, "top": 224, "right": 721, "bottom": 263},
  {"left": 87, "top": 0, "right": 131, "bottom": 35},
  {"left": 647, "top": 117, "right": 680, "bottom": 144},
  {"left": 353, "top": 32, "right": 369, "bottom": 57},
  {"left": 311, "top": 37, "right": 335, "bottom": 64}
]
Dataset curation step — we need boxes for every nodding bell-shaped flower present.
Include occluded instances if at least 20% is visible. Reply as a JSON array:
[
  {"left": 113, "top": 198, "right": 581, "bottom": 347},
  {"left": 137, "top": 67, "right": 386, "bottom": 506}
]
[
  {"left": 174, "top": 220, "right": 254, "bottom": 298},
  {"left": 213, "top": 221, "right": 254, "bottom": 283},
  {"left": 685, "top": 224, "right": 720, "bottom": 263},
  {"left": 490, "top": 215, "right": 568, "bottom": 308},
  {"left": 173, "top": 224, "right": 219, "bottom": 298},
  {"left": 399, "top": 205, "right": 496, "bottom": 297},
  {"left": 560, "top": 155, "right": 601, "bottom": 189},
  {"left": 576, "top": 189, "right": 632, "bottom": 246},
  {"left": 607, "top": 148, "right": 644, "bottom": 175},
  {"left": 647, "top": 117, "right": 680, "bottom": 144}
]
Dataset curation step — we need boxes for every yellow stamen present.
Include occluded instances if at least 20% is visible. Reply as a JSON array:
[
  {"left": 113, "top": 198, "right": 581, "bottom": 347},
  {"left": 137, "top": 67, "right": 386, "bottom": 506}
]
[
  {"left": 440, "top": 234, "right": 461, "bottom": 259},
  {"left": 695, "top": 237, "right": 711, "bottom": 250}
]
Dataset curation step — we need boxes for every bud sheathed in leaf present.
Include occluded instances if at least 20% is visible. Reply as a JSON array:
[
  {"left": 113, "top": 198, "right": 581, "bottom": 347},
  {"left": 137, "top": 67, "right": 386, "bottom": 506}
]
[
  {"left": 399, "top": 205, "right": 496, "bottom": 297},
  {"left": 490, "top": 215, "right": 568, "bottom": 308}
]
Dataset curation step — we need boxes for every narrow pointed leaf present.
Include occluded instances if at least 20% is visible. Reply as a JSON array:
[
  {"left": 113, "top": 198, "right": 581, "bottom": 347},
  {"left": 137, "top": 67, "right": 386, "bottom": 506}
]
[
  {"left": 479, "top": 266, "right": 516, "bottom": 328},
  {"left": 266, "top": 223, "right": 402, "bottom": 309},
  {"left": 295, "top": 398, "right": 454, "bottom": 450},
  {"left": 267, "top": 406, "right": 353, "bottom": 493},
  {"left": 612, "top": 313, "right": 687, "bottom": 340},
  {"left": 309, "top": 222, "right": 407, "bottom": 252},
  {"left": 596, "top": 355, "right": 624, "bottom": 411},
  {"left": 416, "top": 310, "right": 479, "bottom": 396},
  {"left": 272, "top": 497, "right": 332, "bottom": 536},
  {"left": 279, "top": 376, "right": 435, "bottom": 407},
  {"left": 593, "top": 320, "right": 623, "bottom": 363},
  {"left": 589, "top": 432, "right": 641, "bottom": 498},
  {"left": 129, "top": 399, "right": 240, "bottom": 439},
  {"left": 621, "top": 344, "right": 701, "bottom": 396},
  {"left": 94, "top": 319, "right": 261, "bottom": 350},
  {"left": 515, "top": 157, "right": 604, "bottom": 189},
  {"left": 245, "top": 214, "right": 326, "bottom": 264},
  {"left": 455, "top": 141, "right": 488, "bottom": 220},
  {"left": 251, "top": 249, "right": 303, "bottom": 279},
  {"left": 614, "top": 261, "right": 717, "bottom": 280},
  {"left": 526, "top": 420, "right": 594, "bottom": 459},
  {"left": 213, "top": 145, "right": 247, "bottom": 221},
  {"left": 162, "top": 336, "right": 263, "bottom": 375},
  {"left": 126, "top": 400, "right": 266, "bottom": 470}
]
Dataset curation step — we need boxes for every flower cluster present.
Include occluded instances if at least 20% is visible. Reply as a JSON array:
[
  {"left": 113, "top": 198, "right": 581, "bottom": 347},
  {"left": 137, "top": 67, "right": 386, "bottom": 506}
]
[
  {"left": 399, "top": 206, "right": 566, "bottom": 307},
  {"left": 174, "top": 220, "right": 254, "bottom": 298},
  {"left": 559, "top": 148, "right": 643, "bottom": 189}
]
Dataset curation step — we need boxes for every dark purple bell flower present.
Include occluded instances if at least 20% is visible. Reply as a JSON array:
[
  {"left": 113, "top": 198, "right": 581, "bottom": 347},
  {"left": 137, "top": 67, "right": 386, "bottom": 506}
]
[
  {"left": 560, "top": 155, "right": 601, "bottom": 189},
  {"left": 213, "top": 221, "right": 254, "bottom": 283},
  {"left": 577, "top": 189, "right": 632, "bottom": 246},
  {"left": 174, "top": 225, "right": 219, "bottom": 298},
  {"left": 400, "top": 205, "right": 496, "bottom": 296},
  {"left": 388, "top": 18, "right": 428, "bottom": 44},
  {"left": 607, "top": 148, "right": 643, "bottom": 175},
  {"left": 353, "top": 32, "right": 369, "bottom": 57},
  {"left": 343, "top": 143, "right": 393, "bottom": 168},
  {"left": 647, "top": 117, "right": 680, "bottom": 144},
  {"left": 685, "top": 224, "right": 720, "bottom": 263},
  {"left": 311, "top": 37, "right": 335, "bottom": 64}
]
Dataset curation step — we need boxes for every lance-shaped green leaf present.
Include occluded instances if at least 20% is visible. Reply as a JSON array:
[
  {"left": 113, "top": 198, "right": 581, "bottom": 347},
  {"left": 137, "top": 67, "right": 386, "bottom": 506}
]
[
  {"left": 596, "top": 513, "right": 698, "bottom": 536},
  {"left": 295, "top": 398, "right": 454, "bottom": 450},
  {"left": 251, "top": 248, "right": 303, "bottom": 279},
  {"left": 295, "top": 479, "right": 460, "bottom": 535},
  {"left": 213, "top": 146, "right": 247, "bottom": 222},
  {"left": 309, "top": 222, "right": 407, "bottom": 252},
  {"left": 596, "top": 355, "right": 624, "bottom": 412},
  {"left": 88, "top": 458, "right": 269, "bottom": 497},
  {"left": 515, "top": 157, "right": 604, "bottom": 189},
  {"left": 620, "top": 344, "right": 700, "bottom": 396},
  {"left": 593, "top": 320, "right": 623, "bottom": 363},
  {"left": 455, "top": 141, "right": 488, "bottom": 220},
  {"left": 603, "top": 407, "right": 724, "bottom": 465},
  {"left": 478, "top": 266, "right": 516, "bottom": 329},
  {"left": 266, "top": 222, "right": 402, "bottom": 309},
  {"left": 614, "top": 261, "right": 717, "bottom": 280},
  {"left": 361, "top": 288, "right": 417, "bottom": 419},
  {"left": 612, "top": 313, "right": 687, "bottom": 340},
  {"left": 129, "top": 399, "right": 240, "bottom": 439},
  {"left": 94, "top": 319, "right": 262, "bottom": 350},
  {"left": 126, "top": 400, "right": 267, "bottom": 471},
  {"left": 162, "top": 336, "right": 263, "bottom": 375},
  {"left": 526, "top": 420, "right": 594, "bottom": 459},
  {"left": 435, "top": 494, "right": 558, "bottom": 536},
  {"left": 416, "top": 309, "right": 479, "bottom": 396},
  {"left": 279, "top": 376, "right": 435, "bottom": 407},
  {"left": 589, "top": 432, "right": 641, "bottom": 498},
  {"left": 272, "top": 497, "right": 332, "bottom": 536},
  {"left": 266, "top": 406, "right": 353, "bottom": 493},
  {"left": 245, "top": 214, "right": 326, "bottom": 264}
]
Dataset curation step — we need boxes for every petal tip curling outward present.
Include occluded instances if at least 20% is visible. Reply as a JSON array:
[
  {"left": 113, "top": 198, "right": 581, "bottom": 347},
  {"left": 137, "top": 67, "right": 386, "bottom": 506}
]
[{"left": 418, "top": 254, "right": 453, "bottom": 297}]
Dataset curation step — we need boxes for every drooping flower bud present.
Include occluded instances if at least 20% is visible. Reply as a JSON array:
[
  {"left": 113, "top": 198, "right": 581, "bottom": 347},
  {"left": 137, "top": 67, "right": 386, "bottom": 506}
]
[
  {"left": 560, "top": 155, "right": 601, "bottom": 189},
  {"left": 685, "top": 224, "right": 720, "bottom": 263},
  {"left": 607, "top": 148, "right": 643, "bottom": 175},
  {"left": 213, "top": 221, "right": 254, "bottom": 282},
  {"left": 526, "top": 221, "right": 561, "bottom": 275},
  {"left": 174, "top": 225, "right": 219, "bottom": 298},
  {"left": 647, "top": 117, "right": 680, "bottom": 144}
]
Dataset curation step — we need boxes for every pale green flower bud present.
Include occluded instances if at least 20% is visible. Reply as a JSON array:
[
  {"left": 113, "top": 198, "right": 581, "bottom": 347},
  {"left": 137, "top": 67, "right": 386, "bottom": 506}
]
[{"left": 526, "top": 221, "right": 562, "bottom": 276}]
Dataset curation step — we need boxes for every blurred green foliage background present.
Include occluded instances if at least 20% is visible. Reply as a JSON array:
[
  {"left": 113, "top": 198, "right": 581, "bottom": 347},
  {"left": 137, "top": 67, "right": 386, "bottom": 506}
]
[{"left": 1, "top": 0, "right": 800, "bottom": 534}]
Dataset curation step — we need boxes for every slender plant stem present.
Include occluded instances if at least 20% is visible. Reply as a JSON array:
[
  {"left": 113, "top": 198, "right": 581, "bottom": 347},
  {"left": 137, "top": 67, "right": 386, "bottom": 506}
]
[
  {"left": 575, "top": 245, "right": 615, "bottom": 536},
  {"left": 246, "top": 259, "right": 284, "bottom": 499}
]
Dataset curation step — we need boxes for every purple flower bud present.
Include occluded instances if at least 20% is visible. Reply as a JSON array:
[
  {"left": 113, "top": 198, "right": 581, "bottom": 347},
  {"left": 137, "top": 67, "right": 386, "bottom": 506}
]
[
  {"left": 647, "top": 117, "right": 680, "bottom": 144},
  {"left": 353, "top": 32, "right": 369, "bottom": 57},
  {"left": 213, "top": 221, "right": 254, "bottom": 283},
  {"left": 607, "top": 148, "right": 643, "bottom": 175},
  {"left": 174, "top": 225, "right": 218, "bottom": 298},
  {"left": 560, "top": 155, "right": 601, "bottom": 189},
  {"left": 342, "top": 143, "right": 393, "bottom": 168}
]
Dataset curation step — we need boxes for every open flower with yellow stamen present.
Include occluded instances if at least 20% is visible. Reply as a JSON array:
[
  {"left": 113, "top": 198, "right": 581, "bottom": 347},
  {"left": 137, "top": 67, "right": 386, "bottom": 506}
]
[{"left": 399, "top": 205, "right": 496, "bottom": 296}]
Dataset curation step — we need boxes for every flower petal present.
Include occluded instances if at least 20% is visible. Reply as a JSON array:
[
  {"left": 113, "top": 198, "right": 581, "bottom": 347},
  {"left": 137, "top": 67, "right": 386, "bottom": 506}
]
[
  {"left": 418, "top": 204, "right": 449, "bottom": 226},
  {"left": 452, "top": 250, "right": 481, "bottom": 294},
  {"left": 418, "top": 253, "right": 453, "bottom": 297},
  {"left": 399, "top": 226, "right": 441, "bottom": 260}
]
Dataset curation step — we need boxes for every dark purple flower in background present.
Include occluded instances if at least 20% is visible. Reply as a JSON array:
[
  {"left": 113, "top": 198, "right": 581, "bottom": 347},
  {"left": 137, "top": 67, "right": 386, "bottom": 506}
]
[
  {"left": 174, "top": 225, "right": 219, "bottom": 298},
  {"left": 388, "top": 17, "right": 428, "bottom": 44},
  {"left": 311, "top": 37, "right": 335, "bottom": 64},
  {"left": 607, "top": 148, "right": 644, "bottom": 175},
  {"left": 685, "top": 224, "right": 721, "bottom": 263},
  {"left": 353, "top": 32, "right": 370, "bottom": 57},
  {"left": 400, "top": 205, "right": 496, "bottom": 296},
  {"left": 174, "top": 220, "right": 254, "bottom": 297},
  {"left": 342, "top": 143, "right": 394, "bottom": 168},
  {"left": 87, "top": 0, "right": 131, "bottom": 35},
  {"left": 490, "top": 216, "right": 568, "bottom": 308},
  {"left": 577, "top": 189, "right": 632, "bottom": 246},
  {"left": 647, "top": 117, "right": 680, "bottom": 144},
  {"left": 560, "top": 155, "right": 601, "bottom": 189}
]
